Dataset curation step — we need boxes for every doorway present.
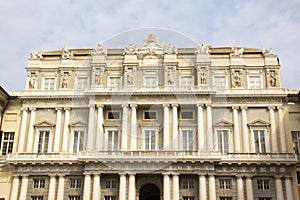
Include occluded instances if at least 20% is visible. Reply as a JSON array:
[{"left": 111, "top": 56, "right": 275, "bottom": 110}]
[{"left": 139, "top": 183, "right": 160, "bottom": 200}]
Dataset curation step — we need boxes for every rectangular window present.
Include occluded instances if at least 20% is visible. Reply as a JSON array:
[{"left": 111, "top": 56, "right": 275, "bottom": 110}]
[
  {"left": 70, "top": 178, "right": 82, "bottom": 188},
  {"left": 107, "top": 111, "right": 120, "bottom": 120},
  {"left": 181, "top": 111, "right": 194, "bottom": 120},
  {"left": 104, "top": 196, "right": 117, "bottom": 200},
  {"left": 143, "top": 111, "right": 157, "bottom": 120},
  {"left": 254, "top": 130, "right": 266, "bottom": 153},
  {"left": 297, "top": 172, "right": 300, "bottom": 184},
  {"left": 249, "top": 75, "right": 262, "bottom": 89},
  {"left": 217, "top": 130, "right": 229, "bottom": 154},
  {"left": 258, "top": 198, "right": 272, "bottom": 200},
  {"left": 77, "top": 77, "right": 88, "bottom": 90},
  {"left": 143, "top": 76, "right": 158, "bottom": 88},
  {"left": 38, "top": 131, "right": 49, "bottom": 153},
  {"left": 182, "top": 130, "right": 194, "bottom": 151},
  {"left": 43, "top": 78, "right": 55, "bottom": 90},
  {"left": 68, "top": 196, "right": 80, "bottom": 200},
  {"left": 257, "top": 180, "right": 270, "bottom": 190},
  {"left": 105, "top": 179, "right": 117, "bottom": 188},
  {"left": 73, "top": 131, "right": 84, "bottom": 153},
  {"left": 145, "top": 130, "right": 157, "bottom": 150},
  {"left": 31, "top": 196, "right": 43, "bottom": 200},
  {"left": 292, "top": 131, "right": 300, "bottom": 157},
  {"left": 183, "top": 197, "right": 195, "bottom": 200},
  {"left": 1, "top": 132, "right": 14, "bottom": 155},
  {"left": 107, "top": 130, "right": 119, "bottom": 151},
  {"left": 180, "top": 76, "right": 193, "bottom": 88},
  {"left": 182, "top": 180, "right": 194, "bottom": 189},
  {"left": 33, "top": 179, "right": 45, "bottom": 188},
  {"left": 109, "top": 77, "right": 121, "bottom": 88},
  {"left": 220, "top": 198, "right": 232, "bottom": 200},
  {"left": 219, "top": 179, "right": 231, "bottom": 189},
  {"left": 213, "top": 76, "right": 226, "bottom": 89}
]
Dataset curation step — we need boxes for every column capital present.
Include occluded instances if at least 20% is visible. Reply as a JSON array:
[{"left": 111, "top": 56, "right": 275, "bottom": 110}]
[
  {"left": 48, "top": 174, "right": 57, "bottom": 177},
  {"left": 197, "top": 103, "right": 204, "bottom": 107},
  {"left": 245, "top": 175, "right": 253, "bottom": 178},
  {"left": 88, "top": 104, "right": 95, "bottom": 108},
  {"left": 21, "top": 107, "right": 28, "bottom": 111},
  {"left": 96, "top": 104, "right": 104, "bottom": 108},
  {"left": 92, "top": 173, "right": 101, "bottom": 176},
  {"left": 171, "top": 103, "right": 179, "bottom": 108},
  {"left": 21, "top": 175, "right": 29, "bottom": 178},
  {"left": 55, "top": 107, "right": 63, "bottom": 111},
  {"left": 83, "top": 172, "right": 92, "bottom": 176},
  {"left": 130, "top": 104, "right": 137, "bottom": 108},
  {"left": 268, "top": 106, "right": 276, "bottom": 110},
  {"left": 277, "top": 105, "right": 283, "bottom": 110},
  {"left": 198, "top": 173, "right": 206, "bottom": 176},
  {"left": 274, "top": 176, "right": 283, "bottom": 179},
  {"left": 232, "top": 106, "right": 239, "bottom": 110},
  {"left": 121, "top": 104, "right": 128, "bottom": 108},
  {"left": 29, "top": 107, "right": 37, "bottom": 111},
  {"left": 57, "top": 174, "right": 66, "bottom": 177},
  {"left": 205, "top": 104, "right": 212, "bottom": 107},
  {"left": 64, "top": 107, "right": 71, "bottom": 111},
  {"left": 236, "top": 175, "right": 244, "bottom": 178},
  {"left": 162, "top": 172, "right": 171, "bottom": 176},
  {"left": 128, "top": 173, "right": 136, "bottom": 176},
  {"left": 162, "top": 104, "right": 170, "bottom": 107},
  {"left": 207, "top": 173, "right": 215, "bottom": 177},
  {"left": 240, "top": 106, "right": 248, "bottom": 110},
  {"left": 171, "top": 172, "right": 180, "bottom": 176}
]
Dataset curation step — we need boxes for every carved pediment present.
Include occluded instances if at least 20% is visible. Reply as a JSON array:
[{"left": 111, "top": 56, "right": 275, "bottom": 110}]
[
  {"left": 69, "top": 121, "right": 88, "bottom": 127},
  {"left": 247, "top": 119, "right": 270, "bottom": 127},
  {"left": 34, "top": 120, "right": 55, "bottom": 128},
  {"left": 213, "top": 120, "right": 233, "bottom": 127}
]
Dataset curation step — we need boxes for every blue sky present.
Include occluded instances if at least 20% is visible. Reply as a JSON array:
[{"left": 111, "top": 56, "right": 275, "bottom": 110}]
[{"left": 0, "top": 0, "right": 299, "bottom": 91}]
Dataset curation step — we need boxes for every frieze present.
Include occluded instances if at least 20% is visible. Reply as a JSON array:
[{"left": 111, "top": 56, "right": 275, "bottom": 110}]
[{"left": 14, "top": 164, "right": 84, "bottom": 175}]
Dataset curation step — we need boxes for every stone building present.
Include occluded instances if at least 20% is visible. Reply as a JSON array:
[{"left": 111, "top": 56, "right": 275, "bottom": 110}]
[{"left": 0, "top": 34, "right": 299, "bottom": 200}]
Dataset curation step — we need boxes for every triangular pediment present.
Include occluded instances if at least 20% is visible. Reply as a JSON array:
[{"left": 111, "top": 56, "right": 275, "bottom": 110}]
[
  {"left": 213, "top": 120, "right": 233, "bottom": 127},
  {"left": 248, "top": 119, "right": 270, "bottom": 127},
  {"left": 34, "top": 120, "right": 55, "bottom": 127},
  {"left": 69, "top": 121, "right": 87, "bottom": 127}
]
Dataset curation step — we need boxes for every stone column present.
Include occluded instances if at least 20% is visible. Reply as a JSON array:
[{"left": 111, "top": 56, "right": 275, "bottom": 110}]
[
  {"left": 163, "top": 173, "right": 170, "bottom": 200},
  {"left": 87, "top": 104, "right": 95, "bottom": 150},
  {"left": 277, "top": 106, "right": 287, "bottom": 152},
  {"left": 26, "top": 108, "right": 36, "bottom": 152},
  {"left": 172, "top": 104, "right": 179, "bottom": 150},
  {"left": 119, "top": 173, "right": 127, "bottom": 200},
  {"left": 19, "top": 175, "right": 28, "bottom": 200},
  {"left": 83, "top": 173, "right": 91, "bottom": 200},
  {"left": 121, "top": 104, "right": 128, "bottom": 150},
  {"left": 232, "top": 107, "right": 241, "bottom": 152},
  {"left": 241, "top": 107, "right": 249, "bottom": 152},
  {"left": 197, "top": 104, "right": 205, "bottom": 150},
  {"left": 163, "top": 104, "right": 170, "bottom": 149},
  {"left": 18, "top": 108, "right": 28, "bottom": 152},
  {"left": 236, "top": 176, "right": 244, "bottom": 200},
  {"left": 172, "top": 173, "right": 179, "bottom": 200},
  {"left": 62, "top": 108, "right": 70, "bottom": 152},
  {"left": 53, "top": 108, "right": 62, "bottom": 152},
  {"left": 199, "top": 174, "right": 206, "bottom": 200},
  {"left": 285, "top": 177, "right": 294, "bottom": 200},
  {"left": 128, "top": 173, "right": 136, "bottom": 200},
  {"left": 96, "top": 105, "right": 104, "bottom": 150},
  {"left": 93, "top": 174, "right": 101, "bottom": 200},
  {"left": 48, "top": 175, "right": 56, "bottom": 200},
  {"left": 246, "top": 176, "right": 254, "bottom": 200},
  {"left": 275, "top": 177, "right": 284, "bottom": 200},
  {"left": 206, "top": 105, "right": 213, "bottom": 150},
  {"left": 208, "top": 174, "right": 216, "bottom": 200},
  {"left": 10, "top": 176, "right": 19, "bottom": 200},
  {"left": 130, "top": 104, "right": 137, "bottom": 150},
  {"left": 56, "top": 175, "right": 65, "bottom": 200},
  {"left": 269, "top": 106, "right": 278, "bottom": 152}
]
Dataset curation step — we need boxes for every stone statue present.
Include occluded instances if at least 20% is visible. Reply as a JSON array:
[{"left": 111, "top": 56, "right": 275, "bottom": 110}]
[
  {"left": 231, "top": 47, "right": 244, "bottom": 57},
  {"left": 30, "top": 51, "right": 43, "bottom": 60},
  {"left": 62, "top": 75, "right": 68, "bottom": 88},
  {"left": 200, "top": 72, "right": 206, "bottom": 85},
  {"left": 28, "top": 73, "right": 36, "bottom": 89},
  {"left": 195, "top": 42, "right": 210, "bottom": 55},
  {"left": 124, "top": 44, "right": 138, "bottom": 55},
  {"left": 127, "top": 69, "right": 133, "bottom": 84},
  {"left": 165, "top": 43, "right": 177, "bottom": 54},
  {"left": 269, "top": 71, "right": 277, "bottom": 87},
  {"left": 233, "top": 71, "right": 241, "bottom": 87},
  {"left": 92, "top": 43, "right": 107, "bottom": 55},
  {"left": 263, "top": 48, "right": 276, "bottom": 56},
  {"left": 167, "top": 68, "right": 174, "bottom": 84},
  {"left": 95, "top": 68, "right": 105, "bottom": 85},
  {"left": 62, "top": 47, "right": 74, "bottom": 59}
]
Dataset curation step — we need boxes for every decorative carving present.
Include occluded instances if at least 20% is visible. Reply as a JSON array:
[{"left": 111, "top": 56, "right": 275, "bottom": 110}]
[
  {"left": 164, "top": 43, "right": 177, "bottom": 54},
  {"left": 92, "top": 43, "right": 107, "bottom": 56},
  {"left": 232, "top": 71, "right": 241, "bottom": 87},
  {"left": 231, "top": 47, "right": 244, "bottom": 57},
  {"left": 62, "top": 72, "right": 69, "bottom": 89},
  {"left": 200, "top": 72, "right": 206, "bottom": 85},
  {"left": 61, "top": 47, "right": 74, "bottom": 59},
  {"left": 124, "top": 44, "right": 138, "bottom": 55},
  {"left": 269, "top": 70, "right": 277, "bottom": 87},
  {"left": 29, "top": 51, "right": 43, "bottom": 60},
  {"left": 127, "top": 68, "right": 133, "bottom": 84},
  {"left": 28, "top": 72, "right": 37, "bottom": 89},
  {"left": 263, "top": 48, "right": 276, "bottom": 57},
  {"left": 95, "top": 67, "right": 105, "bottom": 85},
  {"left": 167, "top": 68, "right": 174, "bottom": 84},
  {"left": 195, "top": 42, "right": 210, "bottom": 55}
]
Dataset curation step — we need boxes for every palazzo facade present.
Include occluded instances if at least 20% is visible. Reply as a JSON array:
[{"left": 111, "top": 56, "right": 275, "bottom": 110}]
[{"left": 0, "top": 34, "right": 299, "bottom": 200}]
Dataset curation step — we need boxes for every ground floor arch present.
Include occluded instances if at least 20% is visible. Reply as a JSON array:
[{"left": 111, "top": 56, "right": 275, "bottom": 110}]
[{"left": 139, "top": 183, "right": 161, "bottom": 200}]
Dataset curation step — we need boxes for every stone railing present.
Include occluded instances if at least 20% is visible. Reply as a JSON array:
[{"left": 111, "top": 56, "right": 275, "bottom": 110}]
[{"left": 6, "top": 152, "right": 78, "bottom": 163}]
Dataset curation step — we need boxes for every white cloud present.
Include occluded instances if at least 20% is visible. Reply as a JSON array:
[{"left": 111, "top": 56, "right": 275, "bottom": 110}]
[{"left": 0, "top": 0, "right": 299, "bottom": 91}]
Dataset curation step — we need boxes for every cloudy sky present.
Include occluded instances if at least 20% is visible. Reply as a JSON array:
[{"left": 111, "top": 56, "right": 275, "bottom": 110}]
[{"left": 0, "top": 0, "right": 299, "bottom": 91}]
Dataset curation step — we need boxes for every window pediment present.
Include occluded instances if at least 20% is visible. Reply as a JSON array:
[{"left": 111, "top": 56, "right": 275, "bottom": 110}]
[
  {"left": 247, "top": 119, "right": 270, "bottom": 127},
  {"left": 69, "top": 121, "right": 88, "bottom": 127},
  {"left": 213, "top": 120, "right": 233, "bottom": 127},
  {"left": 34, "top": 120, "right": 55, "bottom": 128}
]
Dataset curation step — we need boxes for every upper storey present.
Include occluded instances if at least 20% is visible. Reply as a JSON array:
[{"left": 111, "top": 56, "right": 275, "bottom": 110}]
[{"left": 25, "top": 34, "right": 282, "bottom": 94}]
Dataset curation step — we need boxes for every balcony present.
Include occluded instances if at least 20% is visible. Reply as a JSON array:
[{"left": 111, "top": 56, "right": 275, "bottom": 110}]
[{"left": 6, "top": 153, "right": 78, "bottom": 164}]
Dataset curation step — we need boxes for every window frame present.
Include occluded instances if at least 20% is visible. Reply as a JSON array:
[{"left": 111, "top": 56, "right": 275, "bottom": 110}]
[
  {"left": 141, "top": 127, "right": 159, "bottom": 151},
  {"left": 257, "top": 179, "right": 270, "bottom": 190},
  {"left": 180, "top": 128, "right": 196, "bottom": 151},
  {"left": 251, "top": 129, "right": 270, "bottom": 153},
  {"left": 76, "top": 77, "right": 89, "bottom": 90},
  {"left": 42, "top": 77, "right": 56, "bottom": 90},
  {"left": 180, "top": 110, "right": 195, "bottom": 120},
  {"left": 105, "top": 129, "right": 120, "bottom": 151},
  {"left": 215, "top": 129, "right": 232, "bottom": 154},
  {"left": 247, "top": 75, "right": 263, "bottom": 89},
  {"left": 179, "top": 76, "right": 194, "bottom": 88},
  {"left": 143, "top": 111, "right": 157, "bottom": 121},
  {"left": 292, "top": 131, "right": 300, "bottom": 157},
  {"left": 107, "top": 111, "right": 121, "bottom": 120},
  {"left": 108, "top": 76, "right": 122, "bottom": 88},
  {"left": 69, "top": 178, "right": 82, "bottom": 189},
  {"left": 33, "top": 179, "right": 45, "bottom": 188},
  {"left": 1, "top": 132, "right": 14, "bottom": 155},
  {"left": 219, "top": 178, "right": 232, "bottom": 189},
  {"left": 213, "top": 75, "right": 227, "bottom": 89},
  {"left": 105, "top": 179, "right": 117, "bottom": 189},
  {"left": 182, "top": 180, "right": 195, "bottom": 189},
  {"left": 36, "top": 130, "right": 50, "bottom": 154}
]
